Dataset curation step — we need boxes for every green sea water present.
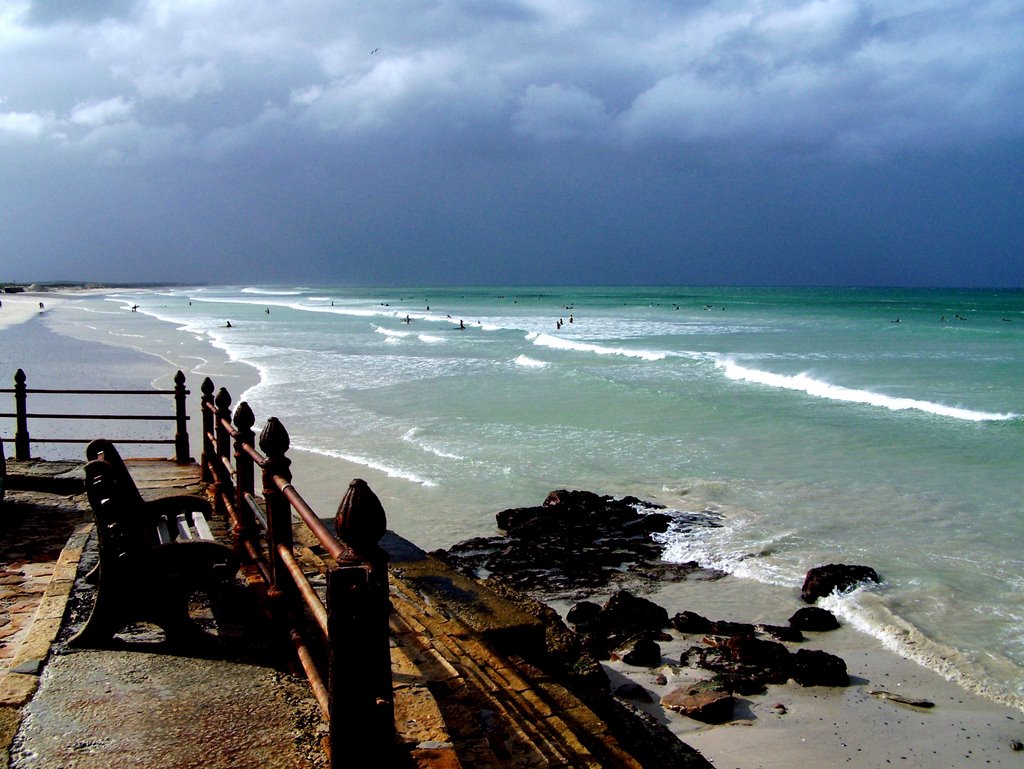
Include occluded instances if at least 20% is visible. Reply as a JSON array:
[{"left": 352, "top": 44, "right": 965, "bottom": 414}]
[{"left": 31, "top": 285, "right": 1024, "bottom": 706}]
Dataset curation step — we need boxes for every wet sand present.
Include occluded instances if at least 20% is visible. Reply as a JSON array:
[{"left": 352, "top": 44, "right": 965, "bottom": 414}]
[{"left": 4, "top": 293, "right": 1024, "bottom": 768}]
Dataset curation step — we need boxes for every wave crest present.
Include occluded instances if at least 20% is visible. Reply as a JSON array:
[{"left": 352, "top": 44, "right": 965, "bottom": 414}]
[
  {"left": 716, "top": 358, "right": 1019, "bottom": 422},
  {"left": 530, "top": 333, "right": 667, "bottom": 361}
]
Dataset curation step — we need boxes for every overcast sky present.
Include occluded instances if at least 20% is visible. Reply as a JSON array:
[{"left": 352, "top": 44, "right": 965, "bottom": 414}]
[{"left": 1, "top": 0, "right": 1021, "bottom": 287}]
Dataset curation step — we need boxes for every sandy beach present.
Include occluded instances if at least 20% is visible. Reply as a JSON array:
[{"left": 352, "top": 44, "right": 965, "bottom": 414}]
[
  {"left": 0, "top": 294, "right": 61, "bottom": 332},
  {"left": 3, "top": 293, "right": 1024, "bottom": 768}
]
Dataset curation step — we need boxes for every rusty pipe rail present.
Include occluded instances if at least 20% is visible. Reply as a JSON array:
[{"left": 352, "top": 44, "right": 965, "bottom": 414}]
[{"left": 197, "top": 377, "right": 395, "bottom": 769}]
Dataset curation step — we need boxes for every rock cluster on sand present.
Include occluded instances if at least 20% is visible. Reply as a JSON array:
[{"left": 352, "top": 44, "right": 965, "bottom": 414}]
[
  {"left": 564, "top": 589, "right": 851, "bottom": 722},
  {"left": 441, "top": 489, "right": 714, "bottom": 595},
  {"left": 440, "top": 490, "right": 882, "bottom": 727}
]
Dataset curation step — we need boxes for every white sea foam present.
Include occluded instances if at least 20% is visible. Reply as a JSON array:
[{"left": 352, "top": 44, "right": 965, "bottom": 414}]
[
  {"left": 375, "top": 326, "right": 411, "bottom": 339},
  {"left": 716, "top": 358, "right": 1019, "bottom": 422},
  {"left": 303, "top": 446, "right": 437, "bottom": 487},
  {"left": 529, "top": 332, "right": 667, "bottom": 361},
  {"left": 821, "top": 591, "right": 1024, "bottom": 710},
  {"left": 514, "top": 355, "right": 549, "bottom": 368},
  {"left": 402, "top": 428, "right": 464, "bottom": 460},
  {"left": 656, "top": 512, "right": 800, "bottom": 588},
  {"left": 240, "top": 287, "right": 303, "bottom": 295},
  {"left": 418, "top": 334, "right": 445, "bottom": 344}
]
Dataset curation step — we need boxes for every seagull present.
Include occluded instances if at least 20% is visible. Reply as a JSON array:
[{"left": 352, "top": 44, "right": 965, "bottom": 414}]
[{"left": 371, "top": 47, "right": 380, "bottom": 54}]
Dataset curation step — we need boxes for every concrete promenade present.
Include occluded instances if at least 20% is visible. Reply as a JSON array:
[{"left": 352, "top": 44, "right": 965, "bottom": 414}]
[{"left": 0, "top": 459, "right": 706, "bottom": 768}]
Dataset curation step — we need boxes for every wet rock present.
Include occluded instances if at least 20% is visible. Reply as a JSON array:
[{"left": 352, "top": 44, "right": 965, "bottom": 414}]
[
  {"left": 614, "top": 683, "right": 654, "bottom": 703},
  {"left": 621, "top": 637, "right": 662, "bottom": 668},
  {"left": 441, "top": 489, "right": 710, "bottom": 597},
  {"left": 706, "top": 619, "right": 756, "bottom": 637},
  {"left": 791, "top": 648, "right": 849, "bottom": 687},
  {"left": 789, "top": 606, "right": 840, "bottom": 631},
  {"left": 671, "top": 611, "right": 713, "bottom": 634},
  {"left": 602, "top": 590, "right": 669, "bottom": 635},
  {"left": 714, "top": 635, "right": 793, "bottom": 692},
  {"left": 661, "top": 685, "right": 734, "bottom": 724},
  {"left": 759, "top": 624, "right": 804, "bottom": 642},
  {"left": 566, "top": 601, "right": 602, "bottom": 627},
  {"left": 801, "top": 563, "right": 880, "bottom": 604}
]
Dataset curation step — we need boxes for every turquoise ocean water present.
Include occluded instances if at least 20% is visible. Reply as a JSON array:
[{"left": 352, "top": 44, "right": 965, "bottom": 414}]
[{"left": 81, "top": 286, "right": 1024, "bottom": 705}]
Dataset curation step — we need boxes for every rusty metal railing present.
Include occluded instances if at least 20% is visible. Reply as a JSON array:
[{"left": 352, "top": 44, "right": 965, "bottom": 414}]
[
  {"left": 198, "top": 378, "right": 395, "bottom": 769},
  {"left": 0, "top": 369, "right": 191, "bottom": 462}
]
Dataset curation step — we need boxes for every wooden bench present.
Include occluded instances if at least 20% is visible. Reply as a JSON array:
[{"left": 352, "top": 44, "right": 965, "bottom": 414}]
[
  {"left": 86, "top": 438, "right": 212, "bottom": 522},
  {"left": 71, "top": 452, "right": 239, "bottom": 648}
]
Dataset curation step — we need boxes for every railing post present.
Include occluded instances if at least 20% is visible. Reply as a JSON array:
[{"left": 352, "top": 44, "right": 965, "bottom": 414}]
[
  {"left": 173, "top": 370, "right": 190, "bottom": 464},
  {"left": 212, "top": 388, "right": 232, "bottom": 519},
  {"left": 328, "top": 479, "right": 394, "bottom": 768},
  {"left": 14, "top": 369, "right": 30, "bottom": 461},
  {"left": 232, "top": 402, "right": 257, "bottom": 554},
  {"left": 200, "top": 378, "right": 215, "bottom": 482},
  {"left": 259, "top": 417, "right": 293, "bottom": 596}
]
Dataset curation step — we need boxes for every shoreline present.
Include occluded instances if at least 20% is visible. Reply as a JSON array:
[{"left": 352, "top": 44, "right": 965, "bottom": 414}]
[
  {"left": 4, "top": 292, "right": 1024, "bottom": 767},
  {"left": 568, "top": 576, "right": 1024, "bottom": 768}
]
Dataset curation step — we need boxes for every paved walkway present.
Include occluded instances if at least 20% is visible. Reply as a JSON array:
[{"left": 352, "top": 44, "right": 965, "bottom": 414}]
[{"left": 0, "top": 460, "right": 709, "bottom": 769}]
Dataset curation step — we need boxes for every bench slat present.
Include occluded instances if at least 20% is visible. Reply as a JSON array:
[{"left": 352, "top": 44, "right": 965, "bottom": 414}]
[
  {"left": 191, "top": 512, "right": 214, "bottom": 541},
  {"left": 175, "top": 513, "right": 195, "bottom": 541},
  {"left": 155, "top": 519, "right": 173, "bottom": 545}
]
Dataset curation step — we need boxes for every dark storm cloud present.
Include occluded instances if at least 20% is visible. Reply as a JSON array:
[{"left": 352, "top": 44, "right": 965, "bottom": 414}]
[{"left": 0, "top": 0, "right": 1021, "bottom": 285}]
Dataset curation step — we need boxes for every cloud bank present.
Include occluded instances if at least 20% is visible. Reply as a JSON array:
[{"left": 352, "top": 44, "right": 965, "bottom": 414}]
[
  {"left": 2, "top": 0, "right": 1021, "bottom": 162},
  {"left": 0, "top": 1, "right": 1021, "bottom": 286}
]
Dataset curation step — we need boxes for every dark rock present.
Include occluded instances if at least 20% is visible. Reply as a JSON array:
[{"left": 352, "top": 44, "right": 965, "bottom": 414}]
[
  {"left": 622, "top": 512, "right": 674, "bottom": 534},
  {"left": 791, "top": 648, "right": 849, "bottom": 687},
  {"left": 621, "top": 638, "right": 662, "bottom": 667},
  {"left": 671, "top": 611, "right": 713, "bottom": 634},
  {"left": 602, "top": 590, "right": 670, "bottom": 634},
  {"left": 566, "top": 600, "right": 603, "bottom": 627},
  {"left": 694, "top": 634, "right": 792, "bottom": 694},
  {"left": 495, "top": 506, "right": 545, "bottom": 534},
  {"left": 661, "top": 685, "right": 734, "bottom": 723},
  {"left": 679, "top": 646, "right": 704, "bottom": 667},
  {"left": 707, "top": 619, "right": 756, "bottom": 637},
  {"left": 789, "top": 606, "right": 840, "bottom": 631},
  {"left": 614, "top": 683, "right": 654, "bottom": 703},
  {"left": 442, "top": 489, "right": 718, "bottom": 599},
  {"left": 801, "top": 563, "right": 880, "bottom": 604},
  {"left": 759, "top": 624, "right": 804, "bottom": 643},
  {"left": 653, "top": 673, "right": 668, "bottom": 686}
]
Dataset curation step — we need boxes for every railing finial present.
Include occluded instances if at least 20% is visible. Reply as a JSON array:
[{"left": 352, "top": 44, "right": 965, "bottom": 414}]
[
  {"left": 335, "top": 479, "right": 388, "bottom": 562},
  {"left": 232, "top": 401, "right": 255, "bottom": 431},
  {"left": 214, "top": 387, "right": 232, "bottom": 412},
  {"left": 259, "top": 416, "right": 290, "bottom": 459},
  {"left": 201, "top": 376, "right": 215, "bottom": 397}
]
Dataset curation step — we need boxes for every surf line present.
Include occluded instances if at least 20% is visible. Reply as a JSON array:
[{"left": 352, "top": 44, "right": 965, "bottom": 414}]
[{"left": 716, "top": 358, "right": 1019, "bottom": 422}]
